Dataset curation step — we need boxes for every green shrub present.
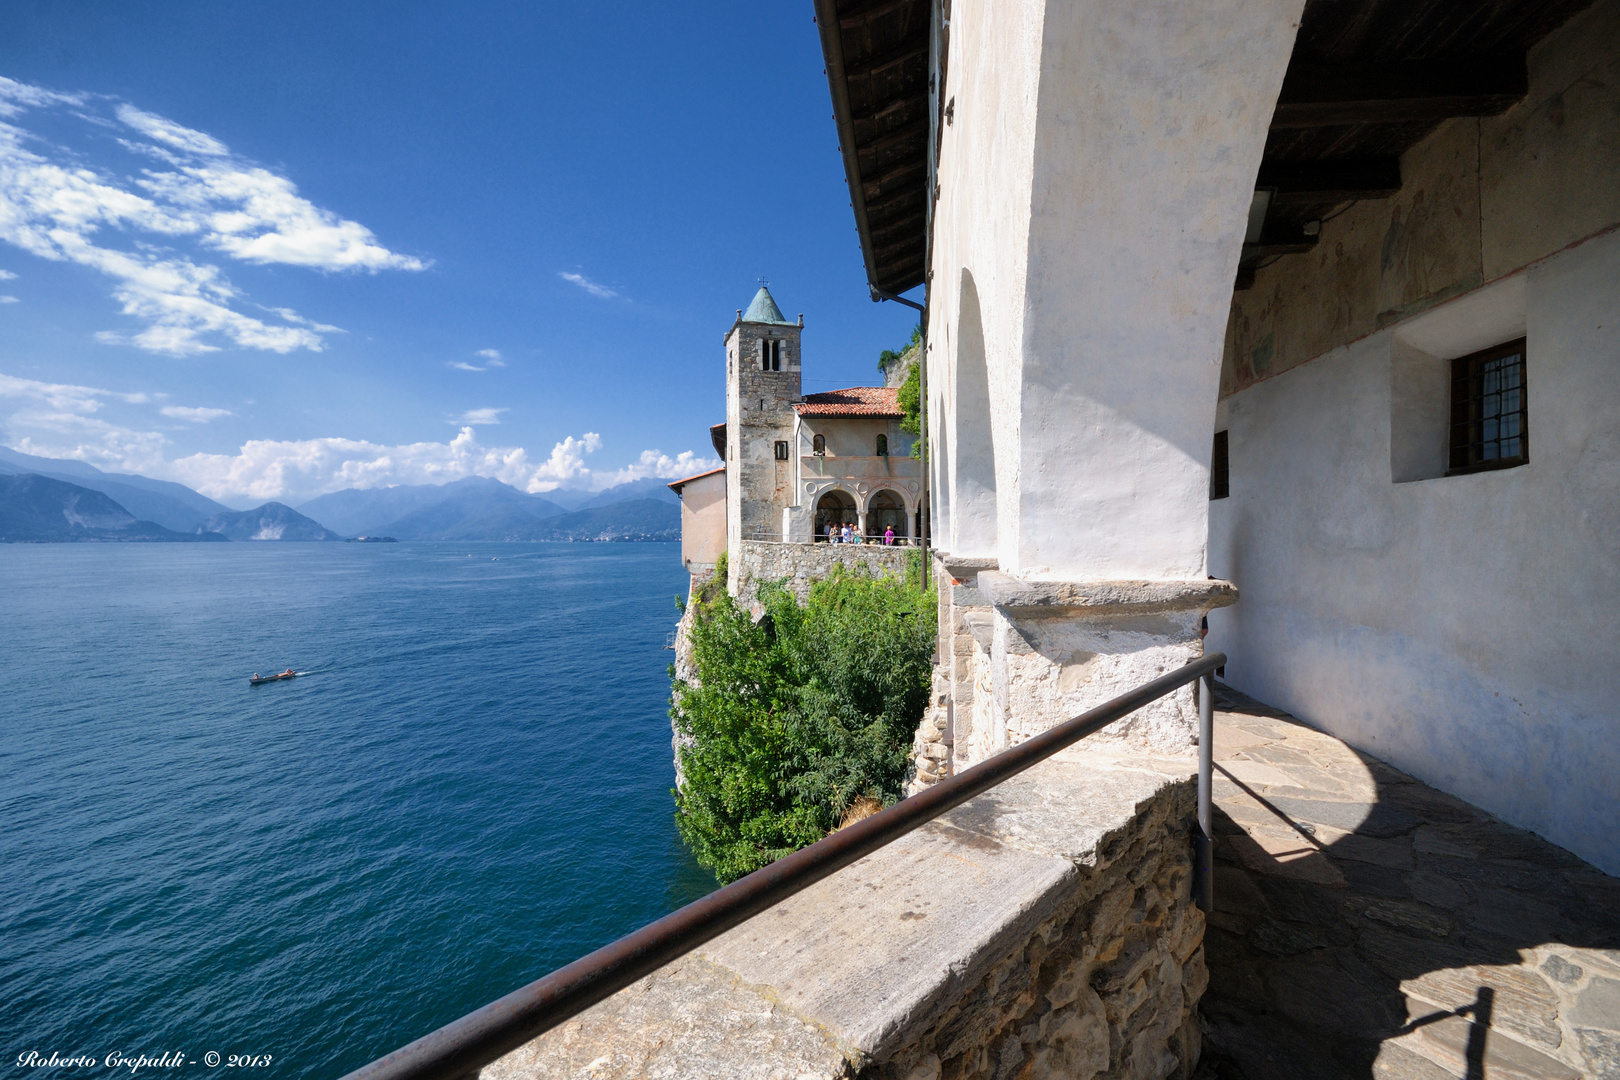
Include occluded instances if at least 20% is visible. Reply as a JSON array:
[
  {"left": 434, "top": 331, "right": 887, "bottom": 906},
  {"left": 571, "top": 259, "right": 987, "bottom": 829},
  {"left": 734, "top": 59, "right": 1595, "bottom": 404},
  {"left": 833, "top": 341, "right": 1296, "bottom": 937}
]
[{"left": 671, "top": 563, "right": 936, "bottom": 882}]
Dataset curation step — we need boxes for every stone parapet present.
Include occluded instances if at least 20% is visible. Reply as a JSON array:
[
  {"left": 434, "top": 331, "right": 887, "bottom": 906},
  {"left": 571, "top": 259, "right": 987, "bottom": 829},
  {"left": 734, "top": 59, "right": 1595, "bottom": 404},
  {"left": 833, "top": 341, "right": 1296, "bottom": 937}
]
[
  {"left": 733, "top": 539, "right": 913, "bottom": 609},
  {"left": 482, "top": 750, "right": 1205, "bottom": 1080}
]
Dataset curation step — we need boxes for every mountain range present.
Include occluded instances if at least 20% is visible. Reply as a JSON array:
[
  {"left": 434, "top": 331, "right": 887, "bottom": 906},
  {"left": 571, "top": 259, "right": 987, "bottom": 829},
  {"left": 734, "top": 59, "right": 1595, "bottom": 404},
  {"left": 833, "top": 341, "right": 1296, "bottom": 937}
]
[
  {"left": 0, "top": 474, "right": 227, "bottom": 543},
  {"left": 0, "top": 446, "right": 229, "bottom": 532},
  {"left": 201, "top": 503, "right": 343, "bottom": 541},
  {"left": 0, "top": 447, "right": 685, "bottom": 542}
]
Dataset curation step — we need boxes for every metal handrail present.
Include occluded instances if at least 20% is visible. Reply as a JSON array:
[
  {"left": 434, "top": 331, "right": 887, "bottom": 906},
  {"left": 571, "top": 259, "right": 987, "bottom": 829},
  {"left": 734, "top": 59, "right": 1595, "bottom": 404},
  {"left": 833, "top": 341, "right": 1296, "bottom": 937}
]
[{"left": 342, "top": 653, "right": 1224, "bottom": 1080}]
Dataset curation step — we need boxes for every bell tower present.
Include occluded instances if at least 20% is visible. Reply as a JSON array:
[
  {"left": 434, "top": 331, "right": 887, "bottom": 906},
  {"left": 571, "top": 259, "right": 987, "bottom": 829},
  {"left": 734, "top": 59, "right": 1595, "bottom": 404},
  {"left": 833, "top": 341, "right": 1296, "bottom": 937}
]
[{"left": 725, "top": 284, "right": 803, "bottom": 572}]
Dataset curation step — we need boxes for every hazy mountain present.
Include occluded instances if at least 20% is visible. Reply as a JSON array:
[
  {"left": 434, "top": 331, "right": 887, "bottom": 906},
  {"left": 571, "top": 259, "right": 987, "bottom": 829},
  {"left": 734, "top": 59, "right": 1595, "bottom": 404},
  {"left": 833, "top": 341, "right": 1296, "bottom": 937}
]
[
  {"left": 574, "top": 477, "right": 683, "bottom": 509},
  {"left": 0, "top": 474, "right": 228, "bottom": 543},
  {"left": 539, "top": 477, "right": 684, "bottom": 511},
  {"left": 295, "top": 483, "right": 471, "bottom": 537},
  {"left": 0, "top": 446, "right": 229, "bottom": 532},
  {"left": 525, "top": 499, "right": 679, "bottom": 541},
  {"left": 201, "top": 503, "right": 343, "bottom": 541},
  {"left": 367, "top": 477, "right": 565, "bottom": 540}
]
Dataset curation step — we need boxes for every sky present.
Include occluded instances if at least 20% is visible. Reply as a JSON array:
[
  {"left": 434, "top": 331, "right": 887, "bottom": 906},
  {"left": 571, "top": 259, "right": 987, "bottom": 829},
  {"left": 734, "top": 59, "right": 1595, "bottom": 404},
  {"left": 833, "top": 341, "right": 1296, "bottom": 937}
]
[{"left": 0, "top": 1, "right": 921, "bottom": 508}]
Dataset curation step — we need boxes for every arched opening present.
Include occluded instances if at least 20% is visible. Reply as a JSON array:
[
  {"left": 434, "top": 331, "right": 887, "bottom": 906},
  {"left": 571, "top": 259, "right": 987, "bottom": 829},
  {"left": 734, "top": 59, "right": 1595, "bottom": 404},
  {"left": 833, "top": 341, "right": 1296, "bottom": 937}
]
[
  {"left": 868, "top": 489, "right": 908, "bottom": 542},
  {"left": 812, "top": 433, "right": 826, "bottom": 455},
  {"left": 875, "top": 433, "right": 889, "bottom": 457},
  {"left": 814, "top": 489, "right": 856, "bottom": 541},
  {"left": 952, "top": 269, "right": 996, "bottom": 556}
]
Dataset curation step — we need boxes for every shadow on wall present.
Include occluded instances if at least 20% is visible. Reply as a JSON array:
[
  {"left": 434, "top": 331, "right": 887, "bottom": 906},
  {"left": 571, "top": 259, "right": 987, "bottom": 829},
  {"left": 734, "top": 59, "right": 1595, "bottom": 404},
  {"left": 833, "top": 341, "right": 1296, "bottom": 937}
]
[{"left": 1195, "top": 686, "right": 1620, "bottom": 1080}]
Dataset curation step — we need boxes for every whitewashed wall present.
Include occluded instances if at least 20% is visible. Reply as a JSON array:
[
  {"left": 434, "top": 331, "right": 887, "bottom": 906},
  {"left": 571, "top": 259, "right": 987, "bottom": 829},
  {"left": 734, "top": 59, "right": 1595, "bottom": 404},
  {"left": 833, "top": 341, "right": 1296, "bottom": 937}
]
[{"left": 1209, "top": 230, "right": 1620, "bottom": 875}]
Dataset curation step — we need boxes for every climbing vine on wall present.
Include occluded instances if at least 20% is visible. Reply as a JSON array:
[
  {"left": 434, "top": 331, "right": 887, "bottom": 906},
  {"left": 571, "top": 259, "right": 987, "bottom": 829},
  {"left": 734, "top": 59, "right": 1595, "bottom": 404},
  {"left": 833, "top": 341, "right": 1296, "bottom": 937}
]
[{"left": 671, "top": 562, "right": 936, "bottom": 883}]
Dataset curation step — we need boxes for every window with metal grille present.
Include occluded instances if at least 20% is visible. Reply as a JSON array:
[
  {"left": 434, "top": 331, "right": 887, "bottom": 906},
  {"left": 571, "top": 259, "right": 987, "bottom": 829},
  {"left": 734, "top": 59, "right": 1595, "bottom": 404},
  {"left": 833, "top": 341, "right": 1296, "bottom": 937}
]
[
  {"left": 774, "top": 440, "right": 789, "bottom": 461},
  {"left": 1449, "top": 338, "right": 1527, "bottom": 474},
  {"left": 1210, "top": 431, "right": 1229, "bottom": 500}
]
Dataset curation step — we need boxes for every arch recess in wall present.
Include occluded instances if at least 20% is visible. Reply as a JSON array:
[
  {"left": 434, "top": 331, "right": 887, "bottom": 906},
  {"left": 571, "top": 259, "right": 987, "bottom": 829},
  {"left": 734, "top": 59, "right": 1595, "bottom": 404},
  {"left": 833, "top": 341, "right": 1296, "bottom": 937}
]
[{"left": 951, "top": 269, "right": 997, "bottom": 555}]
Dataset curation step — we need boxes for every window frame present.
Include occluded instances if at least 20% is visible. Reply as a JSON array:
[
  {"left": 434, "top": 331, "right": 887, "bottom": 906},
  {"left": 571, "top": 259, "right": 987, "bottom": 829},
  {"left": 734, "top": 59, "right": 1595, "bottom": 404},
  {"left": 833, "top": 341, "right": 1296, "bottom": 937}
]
[
  {"left": 774, "top": 440, "right": 789, "bottom": 461},
  {"left": 1210, "top": 430, "right": 1230, "bottom": 500},
  {"left": 1447, "top": 337, "right": 1528, "bottom": 476},
  {"left": 875, "top": 433, "right": 888, "bottom": 457},
  {"left": 812, "top": 434, "right": 826, "bottom": 455}
]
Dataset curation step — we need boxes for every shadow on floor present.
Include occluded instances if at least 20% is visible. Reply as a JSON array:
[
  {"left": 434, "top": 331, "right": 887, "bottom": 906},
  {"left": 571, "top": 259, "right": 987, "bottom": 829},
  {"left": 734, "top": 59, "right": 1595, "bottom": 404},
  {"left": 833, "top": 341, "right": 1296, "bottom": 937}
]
[{"left": 1194, "top": 685, "right": 1620, "bottom": 1080}]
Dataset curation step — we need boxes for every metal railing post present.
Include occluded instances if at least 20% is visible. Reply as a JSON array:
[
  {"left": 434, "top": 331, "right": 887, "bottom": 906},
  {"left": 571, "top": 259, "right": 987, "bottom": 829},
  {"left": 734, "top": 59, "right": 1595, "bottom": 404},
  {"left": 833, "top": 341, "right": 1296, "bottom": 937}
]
[{"left": 1193, "top": 672, "right": 1215, "bottom": 912}]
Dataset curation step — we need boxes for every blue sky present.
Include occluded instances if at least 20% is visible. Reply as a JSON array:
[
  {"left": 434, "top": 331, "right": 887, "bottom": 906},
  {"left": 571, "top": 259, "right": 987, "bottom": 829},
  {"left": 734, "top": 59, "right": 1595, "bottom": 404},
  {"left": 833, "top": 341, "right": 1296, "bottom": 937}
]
[{"left": 0, "top": 1, "right": 919, "bottom": 507}]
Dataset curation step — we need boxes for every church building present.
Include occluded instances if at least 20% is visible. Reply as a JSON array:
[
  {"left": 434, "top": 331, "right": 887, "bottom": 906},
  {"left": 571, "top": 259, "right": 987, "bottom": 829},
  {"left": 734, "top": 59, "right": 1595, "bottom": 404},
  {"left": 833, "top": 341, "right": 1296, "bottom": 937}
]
[{"left": 669, "top": 286, "right": 922, "bottom": 588}]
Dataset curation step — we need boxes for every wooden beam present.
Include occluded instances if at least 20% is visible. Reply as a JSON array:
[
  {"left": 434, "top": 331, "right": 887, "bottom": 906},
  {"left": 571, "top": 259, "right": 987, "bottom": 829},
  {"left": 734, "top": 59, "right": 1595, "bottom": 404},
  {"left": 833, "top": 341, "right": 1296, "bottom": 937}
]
[
  {"left": 841, "top": 42, "right": 928, "bottom": 85},
  {"left": 854, "top": 117, "right": 928, "bottom": 159},
  {"left": 1241, "top": 224, "right": 1319, "bottom": 260},
  {"left": 1272, "top": 58, "right": 1527, "bottom": 128},
  {"left": 839, "top": 0, "right": 919, "bottom": 30},
  {"left": 862, "top": 158, "right": 927, "bottom": 200},
  {"left": 1257, "top": 157, "right": 1402, "bottom": 204}
]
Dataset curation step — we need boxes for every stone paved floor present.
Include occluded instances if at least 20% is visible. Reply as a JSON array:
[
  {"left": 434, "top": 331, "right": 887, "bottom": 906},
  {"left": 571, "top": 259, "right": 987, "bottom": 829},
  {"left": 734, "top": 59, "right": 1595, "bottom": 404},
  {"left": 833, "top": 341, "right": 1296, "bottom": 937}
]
[{"left": 1194, "top": 685, "right": 1620, "bottom": 1080}]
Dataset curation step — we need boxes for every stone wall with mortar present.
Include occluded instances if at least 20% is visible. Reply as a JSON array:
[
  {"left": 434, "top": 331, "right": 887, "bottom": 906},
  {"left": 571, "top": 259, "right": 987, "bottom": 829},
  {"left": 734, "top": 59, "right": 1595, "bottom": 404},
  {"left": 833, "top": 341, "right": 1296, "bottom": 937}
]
[
  {"left": 732, "top": 539, "right": 913, "bottom": 610},
  {"left": 725, "top": 316, "right": 802, "bottom": 591},
  {"left": 482, "top": 751, "right": 1207, "bottom": 1080}
]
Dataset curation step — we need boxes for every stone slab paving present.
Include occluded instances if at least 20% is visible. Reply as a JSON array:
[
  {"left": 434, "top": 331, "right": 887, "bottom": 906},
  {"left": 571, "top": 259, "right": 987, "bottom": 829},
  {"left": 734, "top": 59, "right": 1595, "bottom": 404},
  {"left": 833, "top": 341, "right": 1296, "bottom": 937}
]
[{"left": 1195, "top": 685, "right": 1620, "bottom": 1080}]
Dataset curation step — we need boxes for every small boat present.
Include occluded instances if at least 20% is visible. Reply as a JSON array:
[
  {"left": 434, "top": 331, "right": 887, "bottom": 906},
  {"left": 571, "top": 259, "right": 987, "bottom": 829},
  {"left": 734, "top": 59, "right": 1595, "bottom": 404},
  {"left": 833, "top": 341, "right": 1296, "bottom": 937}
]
[{"left": 249, "top": 669, "right": 299, "bottom": 686}]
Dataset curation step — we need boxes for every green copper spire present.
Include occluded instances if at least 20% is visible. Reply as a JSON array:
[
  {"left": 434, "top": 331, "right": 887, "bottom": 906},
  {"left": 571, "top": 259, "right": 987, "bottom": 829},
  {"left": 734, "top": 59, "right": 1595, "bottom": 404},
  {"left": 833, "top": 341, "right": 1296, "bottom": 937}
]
[{"left": 742, "top": 286, "right": 794, "bottom": 325}]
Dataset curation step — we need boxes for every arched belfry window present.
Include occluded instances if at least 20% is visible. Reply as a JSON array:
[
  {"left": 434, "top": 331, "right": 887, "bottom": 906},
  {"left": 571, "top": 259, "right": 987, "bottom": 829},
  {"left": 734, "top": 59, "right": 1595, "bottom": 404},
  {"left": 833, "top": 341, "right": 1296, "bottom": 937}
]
[
  {"left": 760, "top": 339, "right": 781, "bottom": 372},
  {"left": 812, "top": 434, "right": 825, "bottom": 455},
  {"left": 875, "top": 434, "right": 888, "bottom": 457}
]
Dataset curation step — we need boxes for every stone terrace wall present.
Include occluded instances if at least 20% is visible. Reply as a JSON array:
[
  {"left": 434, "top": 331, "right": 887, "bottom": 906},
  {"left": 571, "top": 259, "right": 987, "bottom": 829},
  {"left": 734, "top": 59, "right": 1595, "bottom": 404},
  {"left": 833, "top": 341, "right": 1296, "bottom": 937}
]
[
  {"left": 734, "top": 539, "right": 913, "bottom": 609},
  {"left": 482, "top": 750, "right": 1207, "bottom": 1080}
]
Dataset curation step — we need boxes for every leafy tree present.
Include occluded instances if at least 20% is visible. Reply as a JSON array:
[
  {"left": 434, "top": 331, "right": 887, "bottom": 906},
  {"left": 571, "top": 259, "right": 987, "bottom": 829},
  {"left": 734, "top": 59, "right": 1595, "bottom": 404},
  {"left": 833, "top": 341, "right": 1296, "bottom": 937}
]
[
  {"left": 897, "top": 362, "right": 921, "bottom": 457},
  {"left": 671, "top": 561, "right": 936, "bottom": 882},
  {"left": 877, "top": 323, "right": 924, "bottom": 458}
]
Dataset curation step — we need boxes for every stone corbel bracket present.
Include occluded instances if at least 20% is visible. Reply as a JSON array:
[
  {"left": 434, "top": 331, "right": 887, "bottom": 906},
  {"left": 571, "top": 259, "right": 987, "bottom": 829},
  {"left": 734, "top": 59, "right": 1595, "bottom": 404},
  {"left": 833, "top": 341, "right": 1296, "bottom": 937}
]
[{"left": 977, "top": 571, "right": 1238, "bottom": 617}]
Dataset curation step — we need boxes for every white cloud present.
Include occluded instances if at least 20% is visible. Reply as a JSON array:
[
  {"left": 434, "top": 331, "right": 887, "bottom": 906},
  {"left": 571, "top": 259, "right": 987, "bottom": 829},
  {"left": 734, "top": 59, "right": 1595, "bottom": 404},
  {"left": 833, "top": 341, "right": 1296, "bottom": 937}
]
[
  {"left": 160, "top": 404, "right": 231, "bottom": 422},
  {"left": 0, "top": 295, "right": 15, "bottom": 303},
  {"left": 450, "top": 349, "right": 506, "bottom": 372},
  {"left": 456, "top": 407, "right": 506, "bottom": 425},
  {"left": 559, "top": 271, "right": 618, "bottom": 300},
  {"left": 0, "top": 79, "right": 424, "bottom": 355},
  {"left": 161, "top": 427, "right": 604, "bottom": 503},
  {"left": 0, "top": 77, "right": 83, "bottom": 118},
  {"left": 593, "top": 448, "right": 723, "bottom": 488},
  {"left": 0, "top": 371, "right": 157, "bottom": 413},
  {"left": 115, "top": 105, "right": 229, "bottom": 158},
  {"left": 0, "top": 269, "right": 17, "bottom": 280},
  {"left": 264, "top": 306, "right": 343, "bottom": 333},
  {"left": 2, "top": 368, "right": 718, "bottom": 502}
]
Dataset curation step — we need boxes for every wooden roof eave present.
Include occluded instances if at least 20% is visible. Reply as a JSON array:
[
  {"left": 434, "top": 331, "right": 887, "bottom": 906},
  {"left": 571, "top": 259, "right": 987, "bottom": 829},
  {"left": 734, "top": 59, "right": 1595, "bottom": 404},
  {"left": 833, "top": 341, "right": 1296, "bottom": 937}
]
[
  {"left": 815, "top": 0, "right": 931, "bottom": 298},
  {"left": 816, "top": 0, "right": 886, "bottom": 299}
]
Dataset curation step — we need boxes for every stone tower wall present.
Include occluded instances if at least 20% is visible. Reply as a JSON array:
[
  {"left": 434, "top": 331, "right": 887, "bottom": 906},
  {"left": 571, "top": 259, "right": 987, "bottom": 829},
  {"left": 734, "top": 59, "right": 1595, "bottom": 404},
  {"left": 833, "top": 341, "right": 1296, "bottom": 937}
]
[{"left": 725, "top": 318, "right": 801, "bottom": 592}]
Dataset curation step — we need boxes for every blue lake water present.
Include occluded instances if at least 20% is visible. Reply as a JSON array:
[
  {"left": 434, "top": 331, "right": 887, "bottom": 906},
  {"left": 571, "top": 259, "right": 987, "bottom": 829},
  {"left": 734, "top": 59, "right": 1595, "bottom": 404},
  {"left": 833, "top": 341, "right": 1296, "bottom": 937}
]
[{"left": 0, "top": 542, "right": 713, "bottom": 1078}]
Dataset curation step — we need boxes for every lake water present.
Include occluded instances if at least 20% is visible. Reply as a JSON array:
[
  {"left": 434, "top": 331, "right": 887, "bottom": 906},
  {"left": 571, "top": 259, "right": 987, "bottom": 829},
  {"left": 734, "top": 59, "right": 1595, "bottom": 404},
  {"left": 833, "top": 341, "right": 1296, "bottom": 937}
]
[{"left": 0, "top": 542, "right": 713, "bottom": 1078}]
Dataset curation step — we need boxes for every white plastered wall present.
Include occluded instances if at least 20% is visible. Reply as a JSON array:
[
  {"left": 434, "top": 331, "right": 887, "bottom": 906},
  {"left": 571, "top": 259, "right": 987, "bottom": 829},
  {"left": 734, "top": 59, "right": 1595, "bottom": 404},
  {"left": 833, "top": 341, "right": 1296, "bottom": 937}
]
[
  {"left": 1208, "top": 232, "right": 1620, "bottom": 874},
  {"left": 929, "top": 0, "right": 1304, "bottom": 581},
  {"left": 925, "top": 0, "right": 1304, "bottom": 758}
]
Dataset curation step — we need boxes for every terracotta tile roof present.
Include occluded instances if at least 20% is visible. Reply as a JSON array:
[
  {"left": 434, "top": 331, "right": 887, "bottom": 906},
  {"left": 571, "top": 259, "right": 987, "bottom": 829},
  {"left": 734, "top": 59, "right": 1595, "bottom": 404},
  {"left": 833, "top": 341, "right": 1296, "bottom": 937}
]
[
  {"left": 667, "top": 466, "right": 725, "bottom": 494},
  {"left": 793, "top": 386, "right": 902, "bottom": 417}
]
